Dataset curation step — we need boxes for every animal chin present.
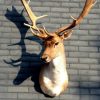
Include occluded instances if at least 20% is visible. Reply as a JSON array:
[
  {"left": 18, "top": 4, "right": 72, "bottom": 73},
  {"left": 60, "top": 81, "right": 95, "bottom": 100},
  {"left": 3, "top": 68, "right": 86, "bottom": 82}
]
[{"left": 44, "top": 59, "right": 51, "bottom": 63}]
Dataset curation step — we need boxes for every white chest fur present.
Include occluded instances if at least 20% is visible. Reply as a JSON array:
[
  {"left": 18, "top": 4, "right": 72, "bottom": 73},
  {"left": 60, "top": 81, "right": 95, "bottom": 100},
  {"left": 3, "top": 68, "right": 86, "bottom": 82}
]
[
  {"left": 44, "top": 55, "right": 68, "bottom": 85},
  {"left": 40, "top": 50, "right": 69, "bottom": 97},
  {"left": 42, "top": 55, "right": 68, "bottom": 96}
]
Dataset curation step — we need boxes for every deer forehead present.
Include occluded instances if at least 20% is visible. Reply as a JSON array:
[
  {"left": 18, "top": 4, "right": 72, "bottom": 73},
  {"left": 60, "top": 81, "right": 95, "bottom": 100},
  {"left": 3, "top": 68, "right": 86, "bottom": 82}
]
[{"left": 44, "top": 35, "right": 61, "bottom": 44}]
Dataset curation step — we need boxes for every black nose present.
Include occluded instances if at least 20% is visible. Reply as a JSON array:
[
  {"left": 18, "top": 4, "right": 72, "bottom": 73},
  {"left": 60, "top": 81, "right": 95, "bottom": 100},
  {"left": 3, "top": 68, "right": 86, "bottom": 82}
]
[
  {"left": 41, "top": 54, "right": 50, "bottom": 62},
  {"left": 41, "top": 56, "right": 48, "bottom": 61},
  {"left": 41, "top": 54, "right": 48, "bottom": 60}
]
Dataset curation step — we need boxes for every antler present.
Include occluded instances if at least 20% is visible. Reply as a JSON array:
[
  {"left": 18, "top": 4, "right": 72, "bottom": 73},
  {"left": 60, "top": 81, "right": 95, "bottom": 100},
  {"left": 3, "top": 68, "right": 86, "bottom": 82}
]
[
  {"left": 21, "top": 0, "right": 52, "bottom": 39},
  {"left": 56, "top": 0, "right": 96, "bottom": 34}
]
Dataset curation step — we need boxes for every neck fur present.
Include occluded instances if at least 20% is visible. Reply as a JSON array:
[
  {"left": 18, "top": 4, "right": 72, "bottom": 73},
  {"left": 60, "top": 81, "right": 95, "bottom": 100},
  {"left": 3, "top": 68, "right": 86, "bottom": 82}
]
[{"left": 49, "top": 52, "right": 66, "bottom": 69}]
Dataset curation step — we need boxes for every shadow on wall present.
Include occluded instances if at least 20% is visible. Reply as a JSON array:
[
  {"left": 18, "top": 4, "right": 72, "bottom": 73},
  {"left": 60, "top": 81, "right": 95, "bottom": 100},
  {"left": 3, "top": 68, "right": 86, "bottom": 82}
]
[{"left": 4, "top": 6, "right": 44, "bottom": 94}]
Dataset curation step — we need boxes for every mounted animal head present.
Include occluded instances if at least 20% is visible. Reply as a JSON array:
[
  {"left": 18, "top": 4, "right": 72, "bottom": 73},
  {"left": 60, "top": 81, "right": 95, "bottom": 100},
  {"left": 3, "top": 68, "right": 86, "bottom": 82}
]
[{"left": 21, "top": 0, "right": 96, "bottom": 63}]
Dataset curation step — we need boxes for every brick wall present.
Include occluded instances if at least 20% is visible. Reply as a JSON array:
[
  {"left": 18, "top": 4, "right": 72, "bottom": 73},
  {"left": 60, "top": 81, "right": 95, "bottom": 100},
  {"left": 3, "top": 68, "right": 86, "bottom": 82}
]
[{"left": 0, "top": 0, "right": 100, "bottom": 100}]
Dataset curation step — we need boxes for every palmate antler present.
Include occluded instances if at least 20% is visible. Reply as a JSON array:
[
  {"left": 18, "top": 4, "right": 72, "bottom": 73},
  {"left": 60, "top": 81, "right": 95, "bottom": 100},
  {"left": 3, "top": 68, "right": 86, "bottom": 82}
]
[
  {"left": 56, "top": 0, "right": 96, "bottom": 34},
  {"left": 21, "top": 0, "right": 96, "bottom": 38},
  {"left": 21, "top": 0, "right": 52, "bottom": 39}
]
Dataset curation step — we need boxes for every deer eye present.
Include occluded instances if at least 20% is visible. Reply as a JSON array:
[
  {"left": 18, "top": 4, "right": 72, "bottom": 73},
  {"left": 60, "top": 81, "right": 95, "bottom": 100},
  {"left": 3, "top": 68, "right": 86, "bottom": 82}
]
[{"left": 55, "top": 42, "right": 59, "bottom": 46}]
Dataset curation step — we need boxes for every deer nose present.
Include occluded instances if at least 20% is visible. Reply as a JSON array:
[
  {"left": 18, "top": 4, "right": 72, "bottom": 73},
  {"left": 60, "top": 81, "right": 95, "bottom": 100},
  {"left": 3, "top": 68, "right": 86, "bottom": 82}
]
[{"left": 41, "top": 54, "right": 50, "bottom": 63}]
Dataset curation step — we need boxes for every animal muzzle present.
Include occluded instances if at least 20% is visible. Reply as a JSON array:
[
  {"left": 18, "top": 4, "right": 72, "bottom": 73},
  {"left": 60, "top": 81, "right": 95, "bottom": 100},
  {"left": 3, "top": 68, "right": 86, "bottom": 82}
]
[{"left": 41, "top": 54, "right": 51, "bottom": 63}]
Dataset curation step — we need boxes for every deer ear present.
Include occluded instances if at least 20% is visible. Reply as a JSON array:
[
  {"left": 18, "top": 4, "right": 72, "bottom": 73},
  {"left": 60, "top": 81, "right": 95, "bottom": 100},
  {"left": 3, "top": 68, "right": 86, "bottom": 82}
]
[{"left": 59, "top": 30, "right": 73, "bottom": 40}]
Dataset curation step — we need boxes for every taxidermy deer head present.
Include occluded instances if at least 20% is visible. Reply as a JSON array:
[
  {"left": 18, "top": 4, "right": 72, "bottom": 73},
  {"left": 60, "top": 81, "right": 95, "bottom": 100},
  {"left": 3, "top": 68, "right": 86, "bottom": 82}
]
[{"left": 21, "top": 0, "right": 96, "bottom": 97}]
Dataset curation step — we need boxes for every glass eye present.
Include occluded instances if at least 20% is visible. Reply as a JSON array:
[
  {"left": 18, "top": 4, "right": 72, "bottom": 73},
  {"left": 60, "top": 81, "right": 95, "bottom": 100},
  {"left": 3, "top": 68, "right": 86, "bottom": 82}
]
[{"left": 55, "top": 42, "right": 59, "bottom": 46}]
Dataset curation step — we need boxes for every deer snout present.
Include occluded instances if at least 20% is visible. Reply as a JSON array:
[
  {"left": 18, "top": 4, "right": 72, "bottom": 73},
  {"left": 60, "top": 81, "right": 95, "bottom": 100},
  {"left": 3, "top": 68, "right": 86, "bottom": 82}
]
[{"left": 41, "top": 54, "right": 51, "bottom": 63}]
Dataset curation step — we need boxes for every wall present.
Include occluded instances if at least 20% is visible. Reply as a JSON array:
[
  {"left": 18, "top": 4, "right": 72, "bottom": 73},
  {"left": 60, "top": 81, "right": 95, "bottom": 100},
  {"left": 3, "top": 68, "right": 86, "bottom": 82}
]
[{"left": 0, "top": 0, "right": 100, "bottom": 100}]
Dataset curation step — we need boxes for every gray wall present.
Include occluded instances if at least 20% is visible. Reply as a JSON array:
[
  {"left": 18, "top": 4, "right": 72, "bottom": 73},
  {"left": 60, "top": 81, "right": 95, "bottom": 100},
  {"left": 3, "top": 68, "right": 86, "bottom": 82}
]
[{"left": 0, "top": 0, "right": 100, "bottom": 100}]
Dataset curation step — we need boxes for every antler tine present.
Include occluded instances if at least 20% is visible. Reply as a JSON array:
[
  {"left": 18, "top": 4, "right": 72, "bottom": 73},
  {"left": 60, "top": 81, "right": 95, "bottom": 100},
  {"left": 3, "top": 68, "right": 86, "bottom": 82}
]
[
  {"left": 21, "top": 0, "right": 48, "bottom": 36},
  {"left": 29, "top": 26, "right": 50, "bottom": 39},
  {"left": 42, "top": 25, "right": 54, "bottom": 36},
  {"left": 28, "top": 0, "right": 30, "bottom": 4},
  {"left": 70, "top": 15, "right": 77, "bottom": 20},
  {"left": 56, "top": 0, "right": 96, "bottom": 34}
]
